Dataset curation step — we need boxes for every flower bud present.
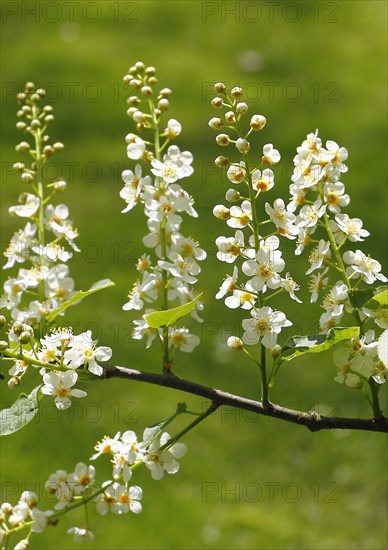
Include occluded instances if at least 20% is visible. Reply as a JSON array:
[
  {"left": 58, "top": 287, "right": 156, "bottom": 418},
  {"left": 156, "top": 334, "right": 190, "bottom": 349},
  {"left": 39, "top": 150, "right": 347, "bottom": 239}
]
[
  {"left": 25, "top": 82, "right": 35, "bottom": 92},
  {"left": 19, "top": 331, "right": 31, "bottom": 344},
  {"left": 0, "top": 315, "right": 6, "bottom": 327},
  {"left": 12, "top": 321, "right": 24, "bottom": 336},
  {"left": 53, "top": 142, "right": 64, "bottom": 151},
  {"left": 8, "top": 376, "right": 21, "bottom": 390},
  {"left": 16, "top": 121, "right": 27, "bottom": 131},
  {"left": 224, "top": 111, "right": 236, "bottom": 124},
  {"left": 216, "top": 134, "right": 230, "bottom": 146},
  {"left": 43, "top": 105, "right": 53, "bottom": 113},
  {"left": 30, "top": 119, "right": 41, "bottom": 130},
  {"left": 145, "top": 66, "right": 156, "bottom": 76},
  {"left": 214, "top": 82, "right": 226, "bottom": 94},
  {"left": 211, "top": 97, "right": 224, "bottom": 109},
  {"left": 270, "top": 345, "right": 282, "bottom": 358},
  {"left": 132, "top": 110, "right": 146, "bottom": 123},
  {"left": 235, "top": 138, "right": 250, "bottom": 154},
  {"left": 17, "top": 92, "right": 27, "bottom": 104},
  {"left": 21, "top": 172, "right": 34, "bottom": 184},
  {"left": 1, "top": 502, "right": 12, "bottom": 514},
  {"left": 135, "top": 61, "right": 145, "bottom": 72},
  {"left": 141, "top": 85, "right": 152, "bottom": 97},
  {"left": 148, "top": 76, "right": 158, "bottom": 85},
  {"left": 213, "top": 204, "right": 231, "bottom": 220},
  {"left": 231, "top": 86, "right": 243, "bottom": 98},
  {"left": 127, "top": 95, "right": 140, "bottom": 105},
  {"left": 136, "top": 122, "right": 146, "bottom": 133},
  {"left": 250, "top": 114, "right": 266, "bottom": 131},
  {"left": 129, "top": 79, "right": 141, "bottom": 89},
  {"left": 0, "top": 340, "right": 9, "bottom": 351},
  {"left": 13, "top": 539, "right": 29, "bottom": 549},
  {"left": 54, "top": 180, "right": 67, "bottom": 192},
  {"left": 43, "top": 145, "right": 54, "bottom": 157},
  {"left": 125, "top": 133, "right": 137, "bottom": 144},
  {"left": 225, "top": 188, "right": 240, "bottom": 202},
  {"left": 236, "top": 102, "right": 248, "bottom": 114},
  {"left": 158, "top": 98, "right": 169, "bottom": 110},
  {"left": 16, "top": 141, "right": 30, "bottom": 153},
  {"left": 126, "top": 107, "right": 137, "bottom": 117},
  {"left": 159, "top": 87, "right": 172, "bottom": 98},
  {"left": 44, "top": 114, "right": 54, "bottom": 123},
  {"left": 13, "top": 162, "right": 25, "bottom": 172},
  {"left": 215, "top": 156, "right": 230, "bottom": 168},
  {"left": 36, "top": 88, "right": 46, "bottom": 97},
  {"left": 208, "top": 117, "right": 223, "bottom": 129},
  {"left": 227, "top": 336, "right": 244, "bottom": 350}
]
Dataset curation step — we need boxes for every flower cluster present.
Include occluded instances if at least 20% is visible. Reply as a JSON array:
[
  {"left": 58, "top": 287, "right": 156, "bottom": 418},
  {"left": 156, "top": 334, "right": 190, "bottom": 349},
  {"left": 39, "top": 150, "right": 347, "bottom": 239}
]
[
  {"left": 1, "top": 423, "right": 187, "bottom": 548},
  {"left": 3, "top": 83, "right": 79, "bottom": 330},
  {"left": 119, "top": 62, "right": 205, "bottom": 364},
  {"left": 276, "top": 131, "right": 388, "bottom": 387},
  {"left": 2, "top": 323, "right": 112, "bottom": 407},
  {"left": 209, "top": 83, "right": 296, "bottom": 356}
]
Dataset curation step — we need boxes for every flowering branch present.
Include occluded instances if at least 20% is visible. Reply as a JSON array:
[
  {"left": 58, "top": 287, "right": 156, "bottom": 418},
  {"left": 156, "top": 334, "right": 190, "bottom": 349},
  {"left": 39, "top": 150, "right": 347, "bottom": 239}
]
[{"left": 103, "top": 364, "right": 388, "bottom": 433}]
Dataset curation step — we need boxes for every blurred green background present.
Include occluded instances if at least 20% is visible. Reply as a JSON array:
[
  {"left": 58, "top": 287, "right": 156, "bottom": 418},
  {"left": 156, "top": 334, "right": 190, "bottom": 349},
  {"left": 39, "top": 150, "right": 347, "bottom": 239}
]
[{"left": 1, "top": 1, "right": 387, "bottom": 549}]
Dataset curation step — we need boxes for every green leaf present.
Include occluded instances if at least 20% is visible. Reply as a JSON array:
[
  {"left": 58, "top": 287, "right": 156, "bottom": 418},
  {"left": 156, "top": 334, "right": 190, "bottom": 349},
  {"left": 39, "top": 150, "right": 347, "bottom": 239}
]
[
  {"left": 145, "top": 293, "right": 203, "bottom": 328},
  {"left": 278, "top": 326, "right": 360, "bottom": 364},
  {"left": 0, "top": 386, "right": 40, "bottom": 436},
  {"left": 348, "top": 288, "right": 375, "bottom": 309},
  {"left": 46, "top": 279, "right": 115, "bottom": 322},
  {"left": 364, "top": 289, "right": 388, "bottom": 310}
]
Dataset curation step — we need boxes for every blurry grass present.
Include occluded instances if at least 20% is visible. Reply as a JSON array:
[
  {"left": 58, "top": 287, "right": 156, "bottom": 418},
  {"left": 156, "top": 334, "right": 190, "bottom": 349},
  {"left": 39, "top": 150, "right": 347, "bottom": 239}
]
[{"left": 1, "top": 1, "right": 387, "bottom": 549}]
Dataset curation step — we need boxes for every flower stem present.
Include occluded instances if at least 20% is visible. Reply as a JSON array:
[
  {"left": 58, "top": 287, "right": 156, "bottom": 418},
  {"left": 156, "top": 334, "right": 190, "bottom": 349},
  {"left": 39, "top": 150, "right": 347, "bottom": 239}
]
[
  {"left": 260, "top": 344, "right": 269, "bottom": 407},
  {"left": 368, "top": 379, "right": 383, "bottom": 420},
  {"left": 148, "top": 97, "right": 171, "bottom": 373}
]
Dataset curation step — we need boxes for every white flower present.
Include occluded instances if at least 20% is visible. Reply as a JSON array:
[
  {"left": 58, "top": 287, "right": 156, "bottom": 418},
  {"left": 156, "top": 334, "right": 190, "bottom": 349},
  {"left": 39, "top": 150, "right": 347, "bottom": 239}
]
[
  {"left": 67, "top": 463, "right": 96, "bottom": 494},
  {"left": 151, "top": 145, "right": 193, "bottom": 183},
  {"left": 91, "top": 433, "right": 121, "bottom": 460},
  {"left": 306, "top": 240, "right": 331, "bottom": 274},
  {"left": 97, "top": 483, "right": 142, "bottom": 515},
  {"left": 251, "top": 168, "right": 274, "bottom": 192},
  {"left": 242, "top": 248, "right": 285, "bottom": 292},
  {"left": 45, "top": 264, "right": 75, "bottom": 302},
  {"left": 265, "top": 199, "right": 298, "bottom": 238},
  {"left": 41, "top": 371, "right": 87, "bottom": 410},
  {"left": 31, "top": 243, "right": 72, "bottom": 263},
  {"left": 158, "top": 253, "right": 201, "bottom": 284},
  {"left": 127, "top": 137, "right": 146, "bottom": 160},
  {"left": 295, "top": 198, "right": 326, "bottom": 228},
  {"left": 323, "top": 182, "right": 350, "bottom": 213},
  {"left": 308, "top": 268, "right": 329, "bottom": 303},
  {"left": 3, "top": 223, "right": 36, "bottom": 269},
  {"left": 67, "top": 527, "right": 94, "bottom": 544},
  {"left": 343, "top": 250, "right": 387, "bottom": 284},
  {"left": 169, "top": 328, "right": 200, "bottom": 353},
  {"left": 216, "top": 266, "right": 239, "bottom": 299},
  {"left": 324, "top": 139, "right": 348, "bottom": 173},
  {"left": 225, "top": 288, "right": 256, "bottom": 309},
  {"left": 30, "top": 508, "right": 54, "bottom": 533},
  {"left": 64, "top": 331, "right": 112, "bottom": 376},
  {"left": 227, "top": 162, "right": 246, "bottom": 184},
  {"left": 123, "top": 272, "right": 159, "bottom": 311},
  {"left": 319, "top": 310, "right": 343, "bottom": 332},
  {"left": 377, "top": 330, "right": 388, "bottom": 370},
  {"left": 281, "top": 273, "right": 302, "bottom": 303},
  {"left": 120, "top": 164, "right": 151, "bottom": 213},
  {"left": 165, "top": 118, "right": 181, "bottom": 138},
  {"left": 132, "top": 314, "right": 157, "bottom": 348},
  {"left": 227, "top": 200, "right": 252, "bottom": 228},
  {"left": 332, "top": 214, "right": 370, "bottom": 242},
  {"left": 140, "top": 429, "right": 187, "bottom": 480},
  {"left": 362, "top": 305, "right": 388, "bottom": 329},
  {"left": 322, "top": 281, "right": 348, "bottom": 316},
  {"left": 242, "top": 306, "right": 292, "bottom": 348},
  {"left": 45, "top": 204, "right": 79, "bottom": 250},
  {"left": 9, "top": 193, "right": 40, "bottom": 218},
  {"left": 216, "top": 230, "right": 246, "bottom": 263},
  {"left": 262, "top": 143, "right": 281, "bottom": 165}
]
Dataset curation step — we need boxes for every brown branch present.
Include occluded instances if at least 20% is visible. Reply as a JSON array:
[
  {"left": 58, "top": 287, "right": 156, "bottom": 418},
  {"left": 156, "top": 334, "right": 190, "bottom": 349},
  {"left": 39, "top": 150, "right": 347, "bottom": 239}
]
[{"left": 103, "top": 365, "right": 388, "bottom": 433}]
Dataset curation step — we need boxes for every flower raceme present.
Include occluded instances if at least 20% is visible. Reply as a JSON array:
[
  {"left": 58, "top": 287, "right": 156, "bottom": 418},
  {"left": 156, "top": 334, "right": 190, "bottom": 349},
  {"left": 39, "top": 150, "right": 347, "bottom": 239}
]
[
  {"left": 119, "top": 62, "right": 205, "bottom": 365},
  {"left": 209, "top": 84, "right": 387, "bottom": 395}
]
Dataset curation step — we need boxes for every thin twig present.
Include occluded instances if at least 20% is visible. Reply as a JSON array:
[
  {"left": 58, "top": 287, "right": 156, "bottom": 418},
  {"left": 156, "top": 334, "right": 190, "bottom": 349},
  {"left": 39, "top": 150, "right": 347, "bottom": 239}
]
[{"left": 103, "top": 365, "right": 388, "bottom": 433}]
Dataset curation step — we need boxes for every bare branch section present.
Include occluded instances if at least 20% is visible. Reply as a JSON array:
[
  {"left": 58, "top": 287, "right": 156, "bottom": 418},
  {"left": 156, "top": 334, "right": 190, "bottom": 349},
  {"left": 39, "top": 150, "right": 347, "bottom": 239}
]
[{"left": 103, "top": 366, "right": 388, "bottom": 433}]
